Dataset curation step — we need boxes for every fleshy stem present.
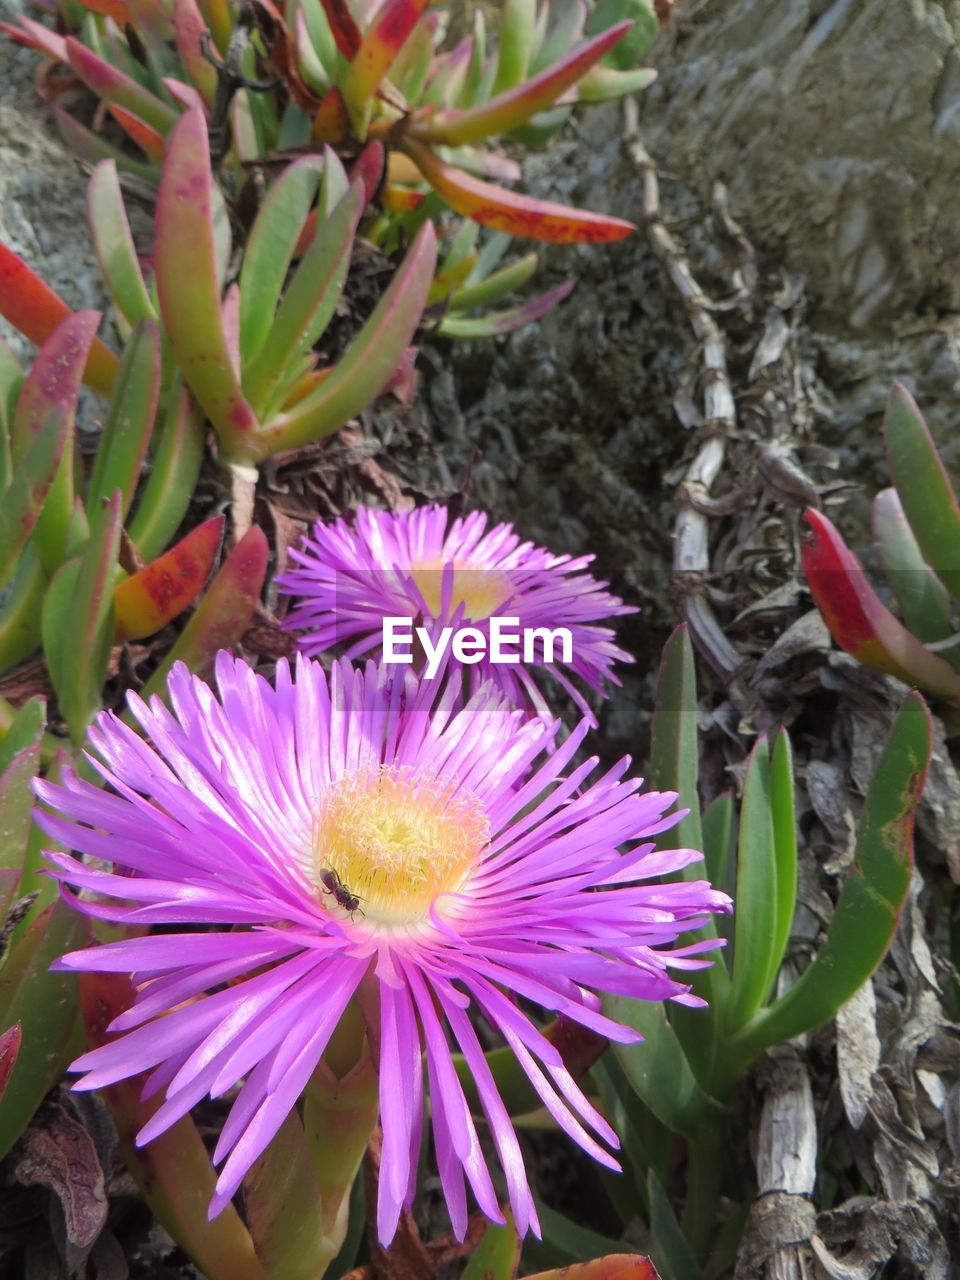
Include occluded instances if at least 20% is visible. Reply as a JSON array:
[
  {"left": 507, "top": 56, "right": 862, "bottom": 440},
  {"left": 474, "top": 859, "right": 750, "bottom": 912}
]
[
  {"left": 304, "top": 991, "right": 380, "bottom": 1253},
  {"left": 243, "top": 991, "right": 378, "bottom": 1280},
  {"left": 681, "top": 1121, "right": 727, "bottom": 1263}
]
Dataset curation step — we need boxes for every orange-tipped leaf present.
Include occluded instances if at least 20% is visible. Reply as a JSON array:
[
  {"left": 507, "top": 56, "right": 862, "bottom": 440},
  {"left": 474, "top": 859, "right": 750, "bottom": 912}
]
[
  {"left": 0, "top": 243, "right": 117, "bottom": 395},
  {"left": 340, "top": 0, "right": 431, "bottom": 125},
  {"left": 114, "top": 515, "right": 224, "bottom": 640},
  {"left": 403, "top": 139, "right": 634, "bottom": 243}
]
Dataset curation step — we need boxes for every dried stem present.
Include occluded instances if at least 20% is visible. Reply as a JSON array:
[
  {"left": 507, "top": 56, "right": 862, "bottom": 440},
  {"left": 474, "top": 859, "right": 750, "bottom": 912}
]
[
  {"left": 622, "top": 96, "right": 742, "bottom": 682},
  {"left": 734, "top": 1045, "right": 817, "bottom": 1280}
]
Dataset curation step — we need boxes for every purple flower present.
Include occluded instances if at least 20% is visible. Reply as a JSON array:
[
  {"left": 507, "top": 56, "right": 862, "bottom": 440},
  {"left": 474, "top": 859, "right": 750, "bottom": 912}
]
[
  {"left": 276, "top": 504, "right": 636, "bottom": 723},
  {"left": 35, "top": 653, "right": 727, "bottom": 1244}
]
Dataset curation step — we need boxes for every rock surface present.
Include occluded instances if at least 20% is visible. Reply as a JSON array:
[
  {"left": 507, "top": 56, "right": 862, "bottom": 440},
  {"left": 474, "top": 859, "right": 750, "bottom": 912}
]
[
  {"left": 0, "top": 20, "right": 106, "bottom": 366},
  {"left": 641, "top": 0, "right": 960, "bottom": 490},
  {"left": 646, "top": 0, "right": 960, "bottom": 331}
]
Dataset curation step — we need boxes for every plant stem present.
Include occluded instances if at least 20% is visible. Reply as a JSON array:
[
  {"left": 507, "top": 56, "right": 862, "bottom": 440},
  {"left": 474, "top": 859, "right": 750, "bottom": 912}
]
[{"left": 681, "top": 1121, "right": 726, "bottom": 1263}]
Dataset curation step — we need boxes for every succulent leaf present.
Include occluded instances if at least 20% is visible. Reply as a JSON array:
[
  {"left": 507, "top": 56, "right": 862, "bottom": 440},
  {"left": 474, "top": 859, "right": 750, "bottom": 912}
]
[
  {"left": 872, "top": 488, "right": 954, "bottom": 645},
  {"left": 0, "top": 244, "right": 117, "bottom": 395},
  {"left": 86, "top": 321, "right": 162, "bottom": 520},
  {"left": 257, "top": 221, "right": 436, "bottom": 457},
  {"left": 402, "top": 139, "right": 634, "bottom": 243},
  {"left": 155, "top": 109, "right": 261, "bottom": 459},
  {"left": 87, "top": 161, "right": 158, "bottom": 327},
  {"left": 410, "top": 21, "right": 631, "bottom": 145},
  {"left": 802, "top": 508, "right": 960, "bottom": 699},
  {"left": 114, "top": 515, "right": 223, "bottom": 641},
  {"left": 141, "top": 526, "right": 269, "bottom": 694},
  {"left": 884, "top": 381, "right": 960, "bottom": 604}
]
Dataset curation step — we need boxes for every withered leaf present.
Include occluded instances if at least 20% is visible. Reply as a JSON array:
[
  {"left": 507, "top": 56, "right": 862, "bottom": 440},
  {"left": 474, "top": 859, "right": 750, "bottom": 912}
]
[{"left": 15, "top": 1103, "right": 107, "bottom": 1250}]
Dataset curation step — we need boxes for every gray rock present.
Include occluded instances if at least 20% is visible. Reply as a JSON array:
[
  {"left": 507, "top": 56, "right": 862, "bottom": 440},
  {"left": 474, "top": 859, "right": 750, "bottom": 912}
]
[
  {"left": 0, "top": 13, "right": 105, "bottom": 367},
  {"left": 644, "top": 0, "right": 960, "bottom": 330}
]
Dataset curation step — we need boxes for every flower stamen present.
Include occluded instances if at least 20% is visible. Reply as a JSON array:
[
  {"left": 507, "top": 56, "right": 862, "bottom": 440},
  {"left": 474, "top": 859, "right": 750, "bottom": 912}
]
[
  {"left": 410, "top": 556, "right": 512, "bottom": 621},
  {"left": 313, "top": 766, "right": 489, "bottom": 928}
]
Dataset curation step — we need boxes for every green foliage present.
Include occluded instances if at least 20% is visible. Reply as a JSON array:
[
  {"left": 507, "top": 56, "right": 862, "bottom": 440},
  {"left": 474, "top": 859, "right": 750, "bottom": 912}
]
[
  {"left": 601, "top": 624, "right": 932, "bottom": 1275},
  {"left": 803, "top": 382, "right": 960, "bottom": 695}
]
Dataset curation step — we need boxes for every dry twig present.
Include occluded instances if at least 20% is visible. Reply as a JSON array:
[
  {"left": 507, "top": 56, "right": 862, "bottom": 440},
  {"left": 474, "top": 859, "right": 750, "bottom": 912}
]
[{"left": 622, "top": 96, "right": 742, "bottom": 681}]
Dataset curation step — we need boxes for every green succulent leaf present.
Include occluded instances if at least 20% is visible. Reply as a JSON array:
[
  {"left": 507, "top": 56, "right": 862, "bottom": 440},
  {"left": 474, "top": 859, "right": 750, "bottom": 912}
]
[
  {"left": 45, "top": 492, "right": 122, "bottom": 742},
  {"left": 12, "top": 311, "right": 100, "bottom": 574},
  {"left": 244, "top": 1111, "right": 344, "bottom": 1280},
  {"left": 86, "top": 321, "right": 161, "bottom": 521},
  {"left": 238, "top": 156, "right": 326, "bottom": 367},
  {"left": 462, "top": 1217, "right": 522, "bottom": 1280},
  {"left": 0, "top": 547, "right": 45, "bottom": 673},
  {"left": 700, "top": 791, "right": 733, "bottom": 898},
  {"left": 439, "top": 281, "right": 572, "bottom": 338},
  {"left": 604, "top": 996, "right": 725, "bottom": 1140},
  {"left": 577, "top": 64, "right": 656, "bottom": 101},
  {"left": 127, "top": 381, "right": 206, "bottom": 564},
  {"left": 0, "top": 409, "right": 69, "bottom": 590},
  {"left": 413, "top": 23, "right": 630, "bottom": 147},
  {"left": 0, "top": 901, "right": 88, "bottom": 1160},
  {"left": 494, "top": 0, "right": 537, "bottom": 92},
  {"left": 646, "top": 1171, "right": 703, "bottom": 1280},
  {"left": 87, "top": 160, "right": 157, "bottom": 328},
  {"left": 531, "top": 0, "right": 585, "bottom": 73},
  {"left": 0, "top": 343, "right": 24, "bottom": 486},
  {"left": 318, "top": 148, "right": 350, "bottom": 219},
  {"left": 243, "top": 182, "right": 363, "bottom": 416},
  {"left": 586, "top": 0, "right": 659, "bottom": 67},
  {"left": 0, "top": 697, "right": 45, "bottom": 775},
  {"left": 54, "top": 106, "right": 159, "bottom": 183},
  {"left": 450, "top": 252, "right": 538, "bottom": 311},
  {"left": 462, "top": 8, "right": 487, "bottom": 106},
  {"left": 767, "top": 729, "right": 798, "bottom": 996},
  {"left": 648, "top": 624, "right": 728, "bottom": 1074},
  {"left": 0, "top": 733, "right": 42, "bottom": 891},
  {"left": 66, "top": 37, "right": 178, "bottom": 134},
  {"left": 727, "top": 737, "right": 777, "bottom": 1030},
  {"left": 155, "top": 109, "right": 260, "bottom": 460},
  {"left": 872, "top": 487, "right": 954, "bottom": 645},
  {"left": 258, "top": 221, "right": 437, "bottom": 458},
  {"left": 727, "top": 690, "right": 932, "bottom": 1070},
  {"left": 885, "top": 382, "right": 960, "bottom": 605},
  {"left": 299, "top": 0, "right": 338, "bottom": 77}
]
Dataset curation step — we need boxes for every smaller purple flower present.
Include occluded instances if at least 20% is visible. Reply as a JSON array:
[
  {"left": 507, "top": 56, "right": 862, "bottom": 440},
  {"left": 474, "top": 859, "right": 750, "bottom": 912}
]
[{"left": 277, "top": 504, "right": 636, "bottom": 724}]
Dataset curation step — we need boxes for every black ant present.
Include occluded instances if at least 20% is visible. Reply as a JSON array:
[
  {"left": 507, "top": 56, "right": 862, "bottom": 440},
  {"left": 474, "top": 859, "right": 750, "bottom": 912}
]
[{"left": 318, "top": 868, "right": 364, "bottom": 917}]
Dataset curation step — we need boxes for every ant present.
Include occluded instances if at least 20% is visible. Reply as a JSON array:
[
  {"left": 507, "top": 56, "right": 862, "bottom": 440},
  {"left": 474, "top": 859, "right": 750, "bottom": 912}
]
[{"left": 318, "top": 868, "right": 364, "bottom": 917}]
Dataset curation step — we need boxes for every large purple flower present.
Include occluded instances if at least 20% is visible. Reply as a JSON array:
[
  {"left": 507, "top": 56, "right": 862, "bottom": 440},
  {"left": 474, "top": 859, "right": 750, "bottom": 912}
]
[
  {"left": 35, "top": 653, "right": 727, "bottom": 1244},
  {"left": 276, "top": 503, "right": 635, "bottom": 723}
]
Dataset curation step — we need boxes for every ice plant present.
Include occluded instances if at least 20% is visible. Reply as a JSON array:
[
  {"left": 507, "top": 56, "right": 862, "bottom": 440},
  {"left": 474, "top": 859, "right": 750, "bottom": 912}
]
[
  {"left": 0, "top": 699, "right": 87, "bottom": 1161},
  {"left": 2, "top": 0, "right": 653, "bottom": 247},
  {"left": 35, "top": 652, "right": 727, "bottom": 1246},
  {"left": 803, "top": 382, "right": 960, "bottom": 699},
  {"left": 0, "top": 309, "right": 269, "bottom": 742},
  {"left": 594, "top": 625, "right": 932, "bottom": 1265},
  {"left": 277, "top": 503, "right": 636, "bottom": 722}
]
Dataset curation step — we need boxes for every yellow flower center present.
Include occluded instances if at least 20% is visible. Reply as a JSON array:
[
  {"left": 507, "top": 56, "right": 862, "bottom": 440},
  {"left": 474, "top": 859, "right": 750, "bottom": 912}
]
[
  {"left": 410, "top": 556, "right": 512, "bottom": 621},
  {"left": 312, "top": 766, "right": 490, "bottom": 928}
]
